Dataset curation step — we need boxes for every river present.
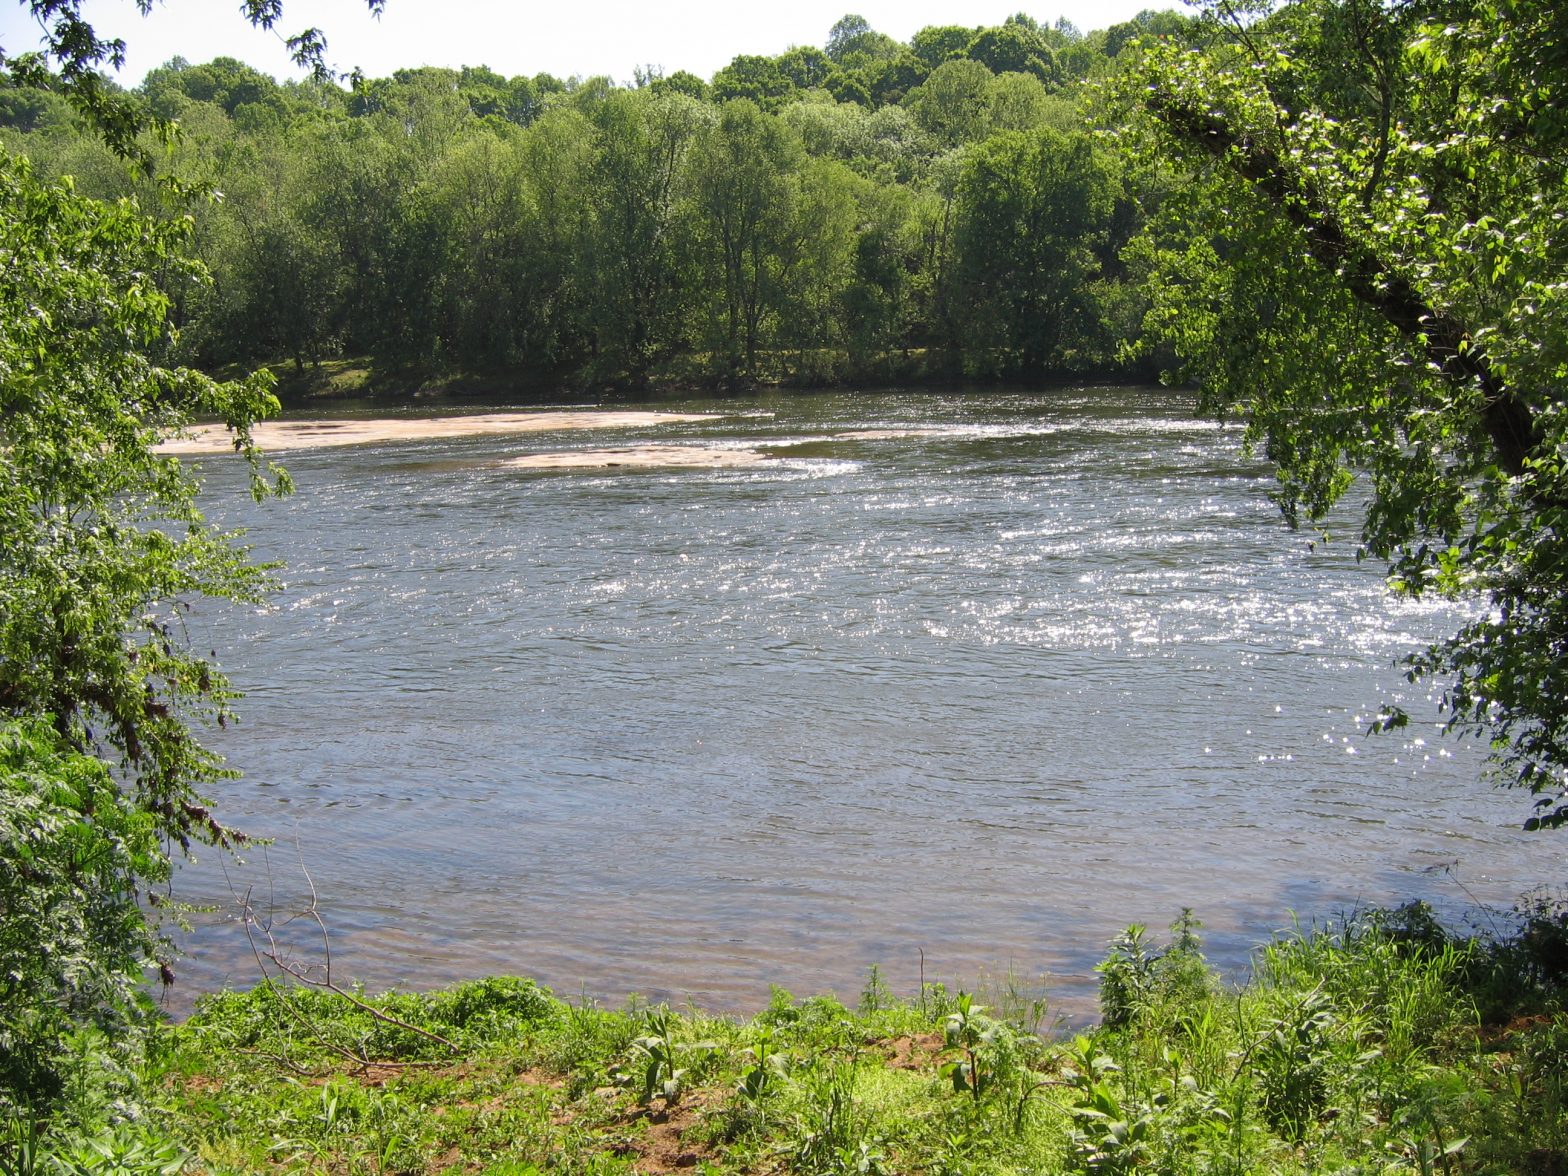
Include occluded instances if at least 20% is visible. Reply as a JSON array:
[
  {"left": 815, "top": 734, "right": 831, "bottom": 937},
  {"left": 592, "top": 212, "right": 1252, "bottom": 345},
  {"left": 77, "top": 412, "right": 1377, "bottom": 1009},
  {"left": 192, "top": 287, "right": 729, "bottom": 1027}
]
[{"left": 173, "top": 386, "right": 1539, "bottom": 1021}]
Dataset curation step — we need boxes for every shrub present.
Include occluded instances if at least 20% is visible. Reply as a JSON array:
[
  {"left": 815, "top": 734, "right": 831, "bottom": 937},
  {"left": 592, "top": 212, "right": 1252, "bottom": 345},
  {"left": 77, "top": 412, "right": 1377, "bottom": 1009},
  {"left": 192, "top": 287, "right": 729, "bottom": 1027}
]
[{"left": 0, "top": 721, "right": 167, "bottom": 1116}]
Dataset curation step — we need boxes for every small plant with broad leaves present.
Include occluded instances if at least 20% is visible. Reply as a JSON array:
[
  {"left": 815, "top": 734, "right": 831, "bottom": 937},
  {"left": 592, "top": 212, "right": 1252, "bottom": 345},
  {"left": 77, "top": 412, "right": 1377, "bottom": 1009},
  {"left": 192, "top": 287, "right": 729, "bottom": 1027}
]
[
  {"left": 1095, "top": 926, "right": 1157, "bottom": 1031},
  {"left": 611, "top": 1008, "right": 715, "bottom": 1107},
  {"left": 1096, "top": 911, "right": 1213, "bottom": 1032},
  {"left": 735, "top": 1026, "right": 792, "bottom": 1109},
  {"left": 8, "top": 1120, "right": 187, "bottom": 1176},
  {"left": 1061, "top": 1040, "right": 1154, "bottom": 1174},
  {"left": 1389, "top": 1080, "right": 1470, "bottom": 1176},
  {"left": 1253, "top": 989, "right": 1333, "bottom": 1144},
  {"left": 940, "top": 992, "right": 998, "bottom": 1103}
]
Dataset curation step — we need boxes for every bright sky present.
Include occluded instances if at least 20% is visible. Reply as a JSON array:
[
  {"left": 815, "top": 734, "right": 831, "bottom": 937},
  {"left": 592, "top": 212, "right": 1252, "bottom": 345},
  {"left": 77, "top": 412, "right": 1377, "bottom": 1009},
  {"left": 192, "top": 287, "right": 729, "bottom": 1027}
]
[{"left": 1, "top": 0, "right": 1179, "bottom": 87}]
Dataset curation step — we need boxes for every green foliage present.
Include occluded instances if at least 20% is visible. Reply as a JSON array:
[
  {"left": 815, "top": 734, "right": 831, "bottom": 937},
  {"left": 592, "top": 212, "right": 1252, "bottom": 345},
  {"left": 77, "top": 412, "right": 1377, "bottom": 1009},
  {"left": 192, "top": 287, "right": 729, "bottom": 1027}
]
[
  {"left": 1096, "top": 911, "right": 1213, "bottom": 1032},
  {"left": 6, "top": 14, "right": 1167, "bottom": 391},
  {"left": 711, "top": 54, "right": 797, "bottom": 110},
  {"left": 1071, "top": 907, "right": 1550, "bottom": 1171},
  {"left": 939, "top": 993, "right": 996, "bottom": 1101},
  {"left": 1117, "top": 0, "right": 1568, "bottom": 823},
  {"left": 987, "top": 71, "right": 1053, "bottom": 134},
  {"left": 73, "top": 907, "right": 1563, "bottom": 1173},
  {"left": 908, "top": 59, "right": 994, "bottom": 146},
  {"left": 0, "top": 148, "right": 282, "bottom": 1119},
  {"left": 0, "top": 153, "right": 283, "bottom": 814},
  {"left": 141, "top": 55, "right": 283, "bottom": 121},
  {"left": 23, "top": 1120, "right": 188, "bottom": 1175},
  {"left": 788, "top": 1063, "right": 885, "bottom": 1175},
  {"left": 0, "top": 722, "right": 164, "bottom": 1115},
  {"left": 825, "top": 15, "right": 899, "bottom": 69},
  {"left": 951, "top": 124, "right": 1119, "bottom": 374},
  {"left": 1061, "top": 1043, "right": 1155, "bottom": 1174},
  {"left": 910, "top": 25, "right": 978, "bottom": 71},
  {"left": 577, "top": 89, "right": 711, "bottom": 385},
  {"left": 738, "top": 1024, "right": 791, "bottom": 1093},
  {"left": 651, "top": 69, "right": 711, "bottom": 103},
  {"left": 0, "top": 85, "right": 72, "bottom": 134},
  {"left": 690, "top": 99, "right": 805, "bottom": 382},
  {"left": 1252, "top": 989, "right": 1333, "bottom": 1143},
  {"left": 856, "top": 966, "right": 895, "bottom": 1016},
  {"left": 428, "top": 976, "right": 558, "bottom": 1035},
  {"left": 1102, "top": 9, "right": 1197, "bottom": 59},
  {"left": 610, "top": 1008, "right": 717, "bottom": 1106},
  {"left": 964, "top": 26, "right": 1058, "bottom": 85},
  {"left": 0, "top": 0, "right": 384, "bottom": 160}
]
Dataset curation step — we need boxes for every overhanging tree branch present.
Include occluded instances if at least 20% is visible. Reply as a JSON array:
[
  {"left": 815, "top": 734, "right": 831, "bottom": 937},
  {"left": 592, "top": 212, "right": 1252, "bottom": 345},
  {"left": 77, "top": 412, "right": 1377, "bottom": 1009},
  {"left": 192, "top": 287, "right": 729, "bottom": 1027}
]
[{"left": 1144, "top": 86, "right": 1541, "bottom": 477}]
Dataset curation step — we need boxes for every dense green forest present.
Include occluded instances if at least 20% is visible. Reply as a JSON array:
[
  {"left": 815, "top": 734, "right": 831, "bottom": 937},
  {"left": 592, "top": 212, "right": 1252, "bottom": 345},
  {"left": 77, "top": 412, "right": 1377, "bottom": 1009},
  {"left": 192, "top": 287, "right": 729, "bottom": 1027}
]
[{"left": 0, "top": 10, "right": 1195, "bottom": 390}]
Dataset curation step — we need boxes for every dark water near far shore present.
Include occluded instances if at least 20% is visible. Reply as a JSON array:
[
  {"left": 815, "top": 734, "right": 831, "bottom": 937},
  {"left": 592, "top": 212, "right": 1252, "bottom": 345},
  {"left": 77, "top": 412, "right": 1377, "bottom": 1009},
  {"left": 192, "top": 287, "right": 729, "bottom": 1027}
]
[{"left": 172, "top": 386, "right": 1539, "bottom": 1021}]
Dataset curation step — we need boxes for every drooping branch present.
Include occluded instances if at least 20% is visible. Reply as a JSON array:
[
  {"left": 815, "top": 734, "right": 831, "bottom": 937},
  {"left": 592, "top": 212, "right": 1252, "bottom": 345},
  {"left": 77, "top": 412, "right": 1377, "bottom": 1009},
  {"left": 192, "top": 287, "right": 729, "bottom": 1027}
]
[{"left": 1144, "top": 86, "right": 1540, "bottom": 476}]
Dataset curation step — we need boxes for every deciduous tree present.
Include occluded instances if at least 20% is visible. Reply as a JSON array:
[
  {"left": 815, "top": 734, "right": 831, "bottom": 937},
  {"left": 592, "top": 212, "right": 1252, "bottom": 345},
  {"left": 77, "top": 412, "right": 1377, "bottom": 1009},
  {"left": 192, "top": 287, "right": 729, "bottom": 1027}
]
[
  {"left": 691, "top": 100, "right": 802, "bottom": 381},
  {"left": 952, "top": 126, "right": 1117, "bottom": 374},
  {"left": 1120, "top": 0, "right": 1568, "bottom": 825},
  {"left": 0, "top": 149, "right": 285, "bottom": 1110}
]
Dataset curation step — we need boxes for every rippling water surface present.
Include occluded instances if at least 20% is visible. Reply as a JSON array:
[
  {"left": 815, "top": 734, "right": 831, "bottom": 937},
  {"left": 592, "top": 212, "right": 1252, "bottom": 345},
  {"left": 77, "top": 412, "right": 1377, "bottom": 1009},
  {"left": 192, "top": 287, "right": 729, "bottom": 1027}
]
[{"left": 175, "top": 387, "right": 1537, "bottom": 1018}]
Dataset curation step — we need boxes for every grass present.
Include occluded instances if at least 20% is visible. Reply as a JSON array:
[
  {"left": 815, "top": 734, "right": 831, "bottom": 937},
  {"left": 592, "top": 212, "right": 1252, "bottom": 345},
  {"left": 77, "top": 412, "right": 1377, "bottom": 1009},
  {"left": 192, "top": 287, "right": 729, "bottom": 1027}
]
[{"left": 8, "top": 903, "right": 1568, "bottom": 1174}]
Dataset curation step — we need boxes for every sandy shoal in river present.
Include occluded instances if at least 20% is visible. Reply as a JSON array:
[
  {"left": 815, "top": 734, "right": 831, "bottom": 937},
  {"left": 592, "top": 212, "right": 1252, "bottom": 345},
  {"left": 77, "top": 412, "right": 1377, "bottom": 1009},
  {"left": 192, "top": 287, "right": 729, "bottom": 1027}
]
[
  {"left": 502, "top": 444, "right": 771, "bottom": 469},
  {"left": 827, "top": 427, "right": 954, "bottom": 441},
  {"left": 155, "top": 411, "right": 720, "bottom": 454}
]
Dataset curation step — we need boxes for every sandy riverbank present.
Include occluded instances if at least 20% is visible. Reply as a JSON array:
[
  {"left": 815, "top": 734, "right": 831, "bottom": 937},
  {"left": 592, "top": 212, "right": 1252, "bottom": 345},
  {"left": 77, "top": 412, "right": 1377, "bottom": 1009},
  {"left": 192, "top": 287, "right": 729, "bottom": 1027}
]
[{"left": 155, "top": 410, "right": 720, "bottom": 454}]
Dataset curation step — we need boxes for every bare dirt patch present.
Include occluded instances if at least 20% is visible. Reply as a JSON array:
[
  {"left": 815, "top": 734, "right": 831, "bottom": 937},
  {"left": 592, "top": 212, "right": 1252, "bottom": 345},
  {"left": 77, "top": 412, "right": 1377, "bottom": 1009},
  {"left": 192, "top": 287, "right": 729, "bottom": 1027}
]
[
  {"left": 882, "top": 1032, "right": 946, "bottom": 1071},
  {"left": 156, "top": 411, "right": 720, "bottom": 455},
  {"left": 606, "top": 1095, "right": 724, "bottom": 1174}
]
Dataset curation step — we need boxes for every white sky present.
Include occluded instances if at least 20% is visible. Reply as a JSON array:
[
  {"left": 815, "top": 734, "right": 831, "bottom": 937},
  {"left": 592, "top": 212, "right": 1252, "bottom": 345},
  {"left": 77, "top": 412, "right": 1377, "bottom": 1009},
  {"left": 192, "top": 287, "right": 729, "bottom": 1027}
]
[{"left": 2, "top": 0, "right": 1179, "bottom": 88}]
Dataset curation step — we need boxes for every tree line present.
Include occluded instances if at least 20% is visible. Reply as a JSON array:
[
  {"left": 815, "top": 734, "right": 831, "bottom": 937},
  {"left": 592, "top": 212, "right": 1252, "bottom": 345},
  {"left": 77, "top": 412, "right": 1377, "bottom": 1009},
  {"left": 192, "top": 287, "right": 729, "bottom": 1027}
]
[{"left": 0, "top": 10, "right": 1196, "bottom": 390}]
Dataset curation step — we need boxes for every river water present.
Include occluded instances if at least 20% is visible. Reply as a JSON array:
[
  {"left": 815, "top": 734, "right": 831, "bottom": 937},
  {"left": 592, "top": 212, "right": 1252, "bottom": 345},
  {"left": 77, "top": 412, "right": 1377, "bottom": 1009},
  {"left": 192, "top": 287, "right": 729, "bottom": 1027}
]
[{"left": 174, "top": 386, "right": 1540, "bottom": 1020}]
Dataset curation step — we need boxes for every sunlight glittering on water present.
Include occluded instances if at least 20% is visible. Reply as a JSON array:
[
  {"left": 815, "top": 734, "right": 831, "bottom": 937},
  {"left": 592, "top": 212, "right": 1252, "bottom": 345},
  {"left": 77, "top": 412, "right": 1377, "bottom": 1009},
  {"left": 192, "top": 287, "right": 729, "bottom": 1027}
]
[{"left": 174, "top": 387, "right": 1533, "bottom": 1020}]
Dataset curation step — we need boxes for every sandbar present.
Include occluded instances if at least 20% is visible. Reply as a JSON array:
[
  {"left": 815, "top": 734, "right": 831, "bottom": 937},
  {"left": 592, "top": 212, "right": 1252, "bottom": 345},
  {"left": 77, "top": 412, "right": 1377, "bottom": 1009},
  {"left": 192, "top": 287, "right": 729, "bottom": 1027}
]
[
  {"left": 830, "top": 427, "right": 955, "bottom": 441},
  {"left": 502, "top": 444, "right": 772, "bottom": 470},
  {"left": 156, "top": 411, "right": 720, "bottom": 455}
]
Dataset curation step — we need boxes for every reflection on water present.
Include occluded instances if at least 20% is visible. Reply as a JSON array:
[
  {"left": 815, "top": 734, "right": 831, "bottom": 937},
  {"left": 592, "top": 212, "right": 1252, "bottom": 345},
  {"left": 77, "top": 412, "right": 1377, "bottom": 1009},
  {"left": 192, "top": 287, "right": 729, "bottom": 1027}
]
[{"left": 174, "top": 387, "right": 1535, "bottom": 1020}]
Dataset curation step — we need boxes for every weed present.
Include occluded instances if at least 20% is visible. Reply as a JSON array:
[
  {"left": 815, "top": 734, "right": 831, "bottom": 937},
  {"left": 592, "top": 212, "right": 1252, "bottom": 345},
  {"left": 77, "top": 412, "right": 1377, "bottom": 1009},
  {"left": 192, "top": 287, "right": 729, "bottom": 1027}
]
[
  {"left": 977, "top": 966, "right": 1055, "bottom": 1038},
  {"left": 930, "top": 1127, "right": 976, "bottom": 1176},
  {"left": 23, "top": 905, "right": 1566, "bottom": 1175},
  {"left": 611, "top": 1009, "right": 716, "bottom": 1107},
  {"left": 940, "top": 993, "right": 997, "bottom": 1104},
  {"left": 1387, "top": 1067, "right": 1472, "bottom": 1176},
  {"left": 919, "top": 981, "right": 957, "bottom": 1022},
  {"left": 1061, "top": 1041, "right": 1153, "bottom": 1174},
  {"left": 429, "top": 977, "right": 557, "bottom": 1037},
  {"left": 22, "top": 1122, "right": 186, "bottom": 1175},
  {"left": 1, "top": 1116, "right": 40, "bottom": 1176},
  {"left": 1252, "top": 989, "right": 1333, "bottom": 1144},
  {"left": 790, "top": 1063, "right": 884, "bottom": 1176},
  {"left": 1095, "top": 912, "right": 1212, "bottom": 1033},
  {"left": 857, "top": 967, "right": 895, "bottom": 1016},
  {"left": 735, "top": 1027, "right": 791, "bottom": 1110}
]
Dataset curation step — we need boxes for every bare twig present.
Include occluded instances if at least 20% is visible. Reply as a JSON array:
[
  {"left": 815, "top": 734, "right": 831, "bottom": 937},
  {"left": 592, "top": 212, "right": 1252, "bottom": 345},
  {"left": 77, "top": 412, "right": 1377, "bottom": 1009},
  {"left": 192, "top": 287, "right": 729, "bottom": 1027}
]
[{"left": 226, "top": 840, "right": 459, "bottom": 1069}]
